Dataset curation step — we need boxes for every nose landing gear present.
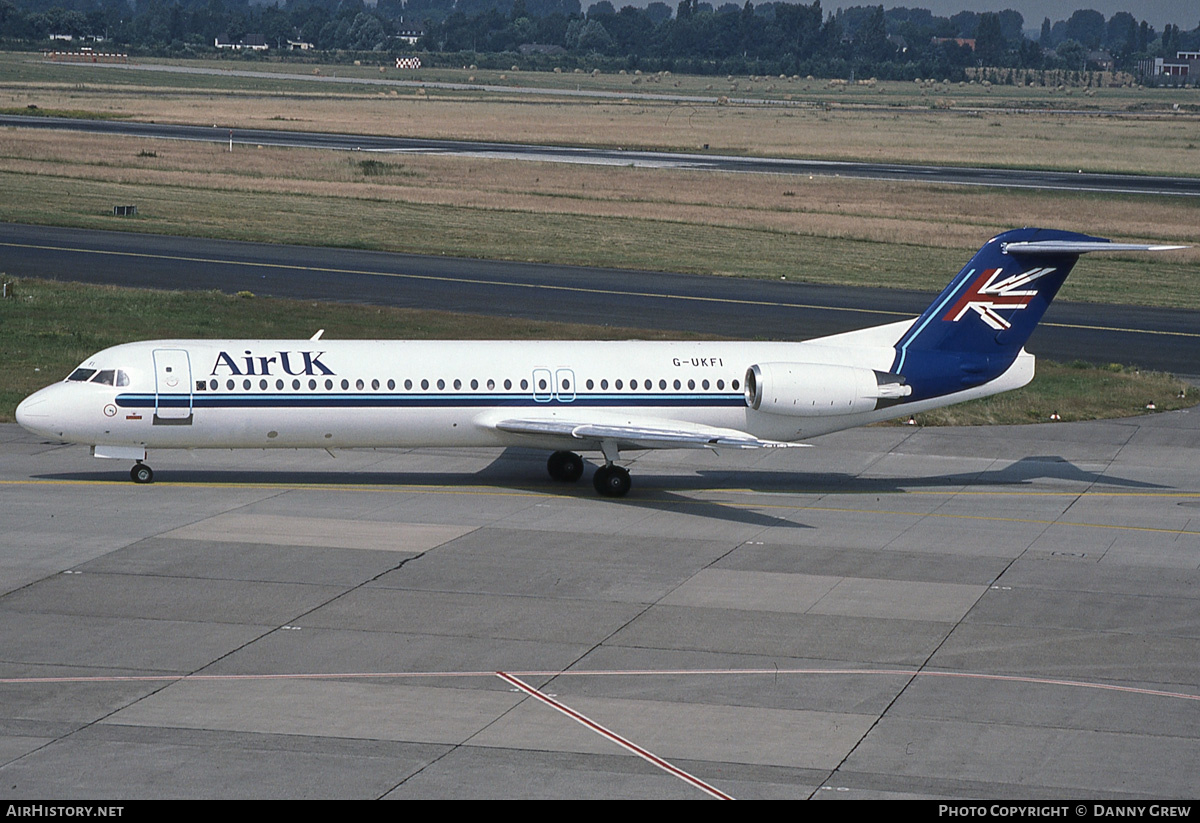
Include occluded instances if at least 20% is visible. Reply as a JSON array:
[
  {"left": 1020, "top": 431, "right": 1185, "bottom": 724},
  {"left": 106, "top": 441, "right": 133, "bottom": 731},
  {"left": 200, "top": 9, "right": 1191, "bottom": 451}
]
[{"left": 130, "top": 462, "right": 154, "bottom": 484}]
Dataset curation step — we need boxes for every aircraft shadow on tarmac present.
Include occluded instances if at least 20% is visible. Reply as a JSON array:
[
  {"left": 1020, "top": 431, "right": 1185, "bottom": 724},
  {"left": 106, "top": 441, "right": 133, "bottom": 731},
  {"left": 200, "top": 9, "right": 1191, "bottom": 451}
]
[
  {"left": 35, "top": 451, "right": 1160, "bottom": 530},
  {"left": 38, "top": 465, "right": 808, "bottom": 528},
  {"left": 690, "top": 454, "right": 1167, "bottom": 493}
]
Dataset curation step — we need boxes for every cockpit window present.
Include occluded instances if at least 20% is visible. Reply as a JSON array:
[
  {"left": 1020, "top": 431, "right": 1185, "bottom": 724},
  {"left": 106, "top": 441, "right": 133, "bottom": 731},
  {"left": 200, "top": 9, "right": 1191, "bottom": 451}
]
[{"left": 68, "top": 368, "right": 130, "bottom": 386}]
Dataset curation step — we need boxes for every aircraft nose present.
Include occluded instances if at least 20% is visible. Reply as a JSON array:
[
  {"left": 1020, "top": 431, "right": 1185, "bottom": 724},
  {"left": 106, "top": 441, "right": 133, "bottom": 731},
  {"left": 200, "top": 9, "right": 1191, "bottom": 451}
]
[
  {"left": 16, "top": 392, "right": 44, "bottom": 425},
  {"left": 16, "top": 386, "right": 60, "bottom": 438}
]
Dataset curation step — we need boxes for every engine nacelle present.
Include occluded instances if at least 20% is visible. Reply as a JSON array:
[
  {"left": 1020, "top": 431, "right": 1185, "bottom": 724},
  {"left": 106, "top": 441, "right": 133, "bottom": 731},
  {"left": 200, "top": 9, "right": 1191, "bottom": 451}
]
[{"left": 744, "top": 362, "right": 911, "bottom": 417}]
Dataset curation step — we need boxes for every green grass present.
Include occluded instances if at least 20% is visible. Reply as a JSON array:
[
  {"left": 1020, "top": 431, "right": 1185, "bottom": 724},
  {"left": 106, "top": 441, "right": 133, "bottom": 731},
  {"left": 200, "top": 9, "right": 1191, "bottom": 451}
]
[
  {"left": 0, "top": 104, "right": 130, "bottom": 119},
  {"left": 0, "top": 168, "right": 1195, "bottom": 309},
  {"left": 3, "top": 278, "right": 1193, "bottom": 426},
  {"left": 900, "top": 360, "right": 1193, "bottom": 426}
]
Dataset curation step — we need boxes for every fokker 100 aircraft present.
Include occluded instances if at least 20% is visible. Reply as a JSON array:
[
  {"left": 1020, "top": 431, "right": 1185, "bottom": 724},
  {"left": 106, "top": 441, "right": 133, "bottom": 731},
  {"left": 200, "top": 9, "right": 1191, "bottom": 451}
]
[{"left": 16, "top": 229, "right": 1185, "bottom": 497}]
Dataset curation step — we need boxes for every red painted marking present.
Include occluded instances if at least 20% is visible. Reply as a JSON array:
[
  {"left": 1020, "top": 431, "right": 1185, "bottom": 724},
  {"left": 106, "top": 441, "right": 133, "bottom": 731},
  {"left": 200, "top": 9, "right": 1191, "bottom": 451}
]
[
  {"left": 2, "top": 667, "right": 1198, "bottom": 703},
  {"left": 944, "top": 267, "right": 1035, "bottom": 324},
  {"left": 496, "top": 671, "right": 734, "bottom": 800}
]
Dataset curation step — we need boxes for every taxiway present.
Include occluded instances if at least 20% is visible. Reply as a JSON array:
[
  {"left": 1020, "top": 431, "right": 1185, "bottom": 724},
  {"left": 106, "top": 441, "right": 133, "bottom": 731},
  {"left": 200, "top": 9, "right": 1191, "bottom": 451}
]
[{"left": 2, "top": 410, "right": 1198, "bottom": 798}]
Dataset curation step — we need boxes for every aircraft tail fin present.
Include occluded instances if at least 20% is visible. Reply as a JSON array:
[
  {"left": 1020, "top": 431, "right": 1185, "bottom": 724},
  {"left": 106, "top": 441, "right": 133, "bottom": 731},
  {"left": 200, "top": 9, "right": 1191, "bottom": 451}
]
[{"left": 889, "top": 228, "right": 1185, "bottom": 401}]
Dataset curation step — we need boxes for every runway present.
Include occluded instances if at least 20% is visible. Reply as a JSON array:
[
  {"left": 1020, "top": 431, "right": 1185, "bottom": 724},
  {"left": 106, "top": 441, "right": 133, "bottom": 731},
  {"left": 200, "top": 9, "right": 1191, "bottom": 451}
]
[
  {"left": 4, "top": 113, "right": 1200, "bottom": 197},
  {"left": 2, "top": 222, "right": 1197, "bottom": 377},
  {"left": 2, "top": 409, "right": 1199, "bottom": 798}
]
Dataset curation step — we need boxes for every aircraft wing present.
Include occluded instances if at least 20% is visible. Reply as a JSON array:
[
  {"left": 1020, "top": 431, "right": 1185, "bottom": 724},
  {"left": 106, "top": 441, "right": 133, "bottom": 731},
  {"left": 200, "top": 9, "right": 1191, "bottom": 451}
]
[{"left": 493, "top": 417, "right": 805, "bottom": 451}]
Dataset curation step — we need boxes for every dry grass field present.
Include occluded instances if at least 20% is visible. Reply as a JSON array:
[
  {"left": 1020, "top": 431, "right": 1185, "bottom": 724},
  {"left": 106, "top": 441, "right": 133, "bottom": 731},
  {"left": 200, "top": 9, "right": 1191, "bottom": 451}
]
[
  {"left": 3, "top": 54, "right": 1200, "bottom": 174},
  {"left": 0, "top": 127, "right": 1196, "bottom": 306}
]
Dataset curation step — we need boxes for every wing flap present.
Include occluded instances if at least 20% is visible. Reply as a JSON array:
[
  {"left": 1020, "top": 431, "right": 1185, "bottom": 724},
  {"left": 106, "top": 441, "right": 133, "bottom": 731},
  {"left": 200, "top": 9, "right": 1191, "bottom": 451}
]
[{"left": 493, "top": 418, "right": 803, "bottom": 451}]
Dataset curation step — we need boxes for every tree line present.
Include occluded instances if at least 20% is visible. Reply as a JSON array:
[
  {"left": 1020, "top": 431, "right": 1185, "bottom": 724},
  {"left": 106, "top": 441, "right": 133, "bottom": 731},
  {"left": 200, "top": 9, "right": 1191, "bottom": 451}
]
[{"left": 3, "top": 0, "right": 1198, "bottom": 80}]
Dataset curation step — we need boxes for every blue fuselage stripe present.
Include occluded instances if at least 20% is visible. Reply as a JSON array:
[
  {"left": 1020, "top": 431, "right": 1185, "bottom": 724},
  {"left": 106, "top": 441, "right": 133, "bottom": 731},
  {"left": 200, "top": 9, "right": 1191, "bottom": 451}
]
[{"left": 118, "top": 393, "right": 747, "bottom": 409}]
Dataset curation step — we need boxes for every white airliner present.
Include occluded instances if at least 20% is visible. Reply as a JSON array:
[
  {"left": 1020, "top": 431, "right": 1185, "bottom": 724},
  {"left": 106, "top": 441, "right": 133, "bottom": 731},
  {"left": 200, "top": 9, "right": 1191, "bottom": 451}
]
[{"left": 16, "top": 229, "right": 1185, "bottom": 496}]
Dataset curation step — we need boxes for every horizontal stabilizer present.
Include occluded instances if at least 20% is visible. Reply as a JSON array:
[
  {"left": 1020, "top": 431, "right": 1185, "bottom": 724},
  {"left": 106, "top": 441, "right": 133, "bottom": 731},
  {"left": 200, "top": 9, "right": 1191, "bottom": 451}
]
[{"left": 1003, "top": 241, "right": 1188, "bottom": 255}]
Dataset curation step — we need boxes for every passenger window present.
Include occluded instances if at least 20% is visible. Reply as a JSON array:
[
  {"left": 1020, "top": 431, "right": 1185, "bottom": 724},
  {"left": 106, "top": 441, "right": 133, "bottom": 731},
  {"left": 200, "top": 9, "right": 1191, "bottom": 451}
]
[
  {"left": 600, "top": 379, "right": 608, "bottom": 390},
  {"left": 356, "top": 379, "right": 365, "bottom": 390},
  {"left": 310, "top": 379, "right": 317, "bottom": 390},
  {"left": 421, "top": 379, "right": 429, "bottom": 390},
  {"left": 717, "top": 379, "right": 725, "bottom": 390},
  {"left": 674, "top": 379, "right": 681, "bottom": 390},
  {"left": 195, "top": 381, "right": 206, "bottom": 391},
  {"left": 732, "top": 379, "right": 740, "bottom": 390},
  {"left": 437, "top": 379, "right": 445, "bottom": 390},
  {"left": 504, "top": 379, "right": 512, "bottom": 390},
  {"left": 470, "top": 379, "right": 478, "bottom": 390},
  {"left": 486, "top": 378, "right": 494, "bottom": 390},
  {"left": 243, "top": 379, "right": 251, "bottom": 390},
  {"left": 586, "top": 379, "right": 594, "bottom": 390},
  {"left": 615, "top": 379, "right": 623, "bottom": 390},
  {"left": 688, "top": 379, "right": 695, "bottom": 390},
  {"left": 227, "top": 379, "right": 235, "bottom": 390},
  {"left": 659, "top": 379, "right": 666, "bottom": 390},
  {"left": 260, "top": 379, "right": 268, "bottom": 390},
  {"left": 325, "top": 379, "right": 333, "bottom": 390},
  {"left": 276, "top": 379, "right": 284, "bottom": 390},
  {"left": 341, "top": 379, "right": 350, "bottom": 390},
  {"left": 562, "top": 379, "right": 570, "bottom": 390},
  {"left": 453, "top": 379, "right": 461, "bottom": 390},
  {"left": 404, "top": 379, "right": 413, "bottom": 390},
  {"left": 520, "top": 379, "right": 528, "bottom": 390},
  {"left": 293, "top": 379, "right": 301, "bottom": 390},
  {"left": 702, "top": 379, "right": 710, "bottom": 390}
]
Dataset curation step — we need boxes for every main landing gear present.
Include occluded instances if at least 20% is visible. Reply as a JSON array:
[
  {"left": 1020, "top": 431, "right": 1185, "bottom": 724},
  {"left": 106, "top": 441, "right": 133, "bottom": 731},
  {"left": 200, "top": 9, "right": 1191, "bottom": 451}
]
[
  {"left": 546, "top": 450, "right": 632, "bottom": 497},
  {"left": 130, "top": 462, "right": 154, "bottom": 484},
  {"left": 549, "top": 451, "right": 633, "bottom": 496},
  {"left": 592, "top": 464, "right": 631, "bottom": 498},
  {"left": 546, "top": 450, "right": 585, "bottom": 483}
]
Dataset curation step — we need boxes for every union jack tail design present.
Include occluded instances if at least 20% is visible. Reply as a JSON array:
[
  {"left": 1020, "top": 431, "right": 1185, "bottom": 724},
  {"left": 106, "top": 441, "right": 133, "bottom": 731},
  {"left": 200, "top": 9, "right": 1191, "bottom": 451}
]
[
  {"left": 942, "top": 266, "right": 1056, "bottom": 330},
  {"left": 886, "top": 228, "right": 1184, "bottom": 402}
]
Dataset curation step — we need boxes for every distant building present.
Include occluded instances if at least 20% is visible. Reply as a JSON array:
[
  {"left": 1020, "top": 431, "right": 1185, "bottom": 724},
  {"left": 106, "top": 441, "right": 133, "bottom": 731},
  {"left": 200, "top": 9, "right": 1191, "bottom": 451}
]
[
  {"left": 215, "top": 34, "right": 269, "bottom": 51},
  {"left": 519, "top": 43, "right": 567, "bottom": 56},
  {"left": 1087, "top": 50, "right": 1114, "bottom": 71},
  {"left": 932, "top": 37, "right": 975, "bottom": 51},
  {"left": 287, "top": 40, "right": 314, "bottom": 51},
  {"left": 1138, "top": 51, "right": 1200, "bottom": 78},
  {"left": 395, "top": 23, "right": 425, "bottom": 45}
]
